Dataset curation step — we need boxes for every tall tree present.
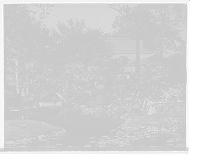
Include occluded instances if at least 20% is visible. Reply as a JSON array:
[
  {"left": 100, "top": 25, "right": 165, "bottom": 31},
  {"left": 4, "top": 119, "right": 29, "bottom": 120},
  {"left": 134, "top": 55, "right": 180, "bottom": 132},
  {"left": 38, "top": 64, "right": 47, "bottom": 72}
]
[
  {"left": 4, "top": 4, "right": 54, "bottom": 97},
  {"left": 109, "top": 4, "right": 156, "bottom": 80},
  {"left": 4, "top": 4, "right": 28, "bottom": 93},
  {"left": 49, "top": 19, "right": 129, "bottom": 90},
  {"left": 47, "top": 19, "right": 111, "bottom": 91},
  {"left": 149, "top": 4, "right": 187, "bottom": 58}
]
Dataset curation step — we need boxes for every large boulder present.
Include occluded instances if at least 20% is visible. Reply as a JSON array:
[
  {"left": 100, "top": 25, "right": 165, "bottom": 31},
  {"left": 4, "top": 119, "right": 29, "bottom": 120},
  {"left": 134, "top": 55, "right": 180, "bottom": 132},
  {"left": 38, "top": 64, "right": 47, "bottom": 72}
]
[{"left": 4, "top": 140, "right": 16, "bottom": 146}]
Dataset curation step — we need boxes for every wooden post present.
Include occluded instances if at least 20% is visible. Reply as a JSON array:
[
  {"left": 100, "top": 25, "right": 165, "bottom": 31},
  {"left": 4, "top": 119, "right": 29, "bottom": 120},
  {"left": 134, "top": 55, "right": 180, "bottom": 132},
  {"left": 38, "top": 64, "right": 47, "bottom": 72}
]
[
  {"left": 64, "top": 88, "right": 66, "bottom": 96},
  {"left": 55, "top": 84, "right": 57, "bottom": 91}
]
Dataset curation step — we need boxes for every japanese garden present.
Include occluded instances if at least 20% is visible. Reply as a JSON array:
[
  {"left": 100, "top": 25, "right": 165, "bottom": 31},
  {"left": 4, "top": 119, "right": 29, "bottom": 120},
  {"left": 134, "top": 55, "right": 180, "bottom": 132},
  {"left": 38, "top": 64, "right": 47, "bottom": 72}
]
[{"left": 4, "top": 4, "right": 187, "bottom": 151}]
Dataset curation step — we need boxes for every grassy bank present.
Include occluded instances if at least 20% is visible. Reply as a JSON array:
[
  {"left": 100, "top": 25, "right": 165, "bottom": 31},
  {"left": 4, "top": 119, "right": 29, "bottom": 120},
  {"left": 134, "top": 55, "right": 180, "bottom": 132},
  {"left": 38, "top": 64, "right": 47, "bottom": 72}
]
[{"left": 5, "top": 120, "right": 63, "bottom": 141}]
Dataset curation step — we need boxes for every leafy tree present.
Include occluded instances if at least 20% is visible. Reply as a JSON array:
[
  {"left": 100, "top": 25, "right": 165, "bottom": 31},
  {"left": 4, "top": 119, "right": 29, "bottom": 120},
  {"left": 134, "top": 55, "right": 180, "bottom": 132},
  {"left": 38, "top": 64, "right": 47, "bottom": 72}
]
[
  {"left": 4, "top": 5, "right": 28, "bottom": 93},
  {"left": 109, "top": 4, "right": 156, "bottom": 78},
  {"left": 137, "top": 51, "right": 186, "bottom": 105},
  {"left": 145, "top": 4, "right": 187, "bottom": 58},
  {"left": 46, "top": 19, "right": 111, "bottom": 89},
  {"left": 4, "top": 4, "right": 54, "bottom": 98},
  {"left": 109, "top": 4, "right": 187, "bottom": 79},
  {"left": 38, "top": 19, "right": 115, "bottom": 102}
]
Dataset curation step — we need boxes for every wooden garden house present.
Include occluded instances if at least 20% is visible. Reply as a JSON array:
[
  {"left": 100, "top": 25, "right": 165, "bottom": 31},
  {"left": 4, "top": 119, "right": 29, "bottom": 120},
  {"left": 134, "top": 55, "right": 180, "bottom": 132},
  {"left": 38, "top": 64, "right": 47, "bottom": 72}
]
[{"left": 105, "top": 38, "right": 155, "bottom": 86}]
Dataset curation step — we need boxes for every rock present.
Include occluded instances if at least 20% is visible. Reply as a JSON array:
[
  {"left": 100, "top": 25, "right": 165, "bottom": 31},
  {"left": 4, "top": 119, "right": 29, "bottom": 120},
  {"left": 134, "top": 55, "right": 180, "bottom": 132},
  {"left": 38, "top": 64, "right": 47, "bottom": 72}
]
[
  {"left": 115, "top": 131, "right": 125, "bottom": 136},
  {"left": 131, "top": 136, "right": 138, "bottom": 141},
  {"left": 118, "top": 144, "right": 126, "bottom": 147},
  {"left": 166, "top": 139, "right": 174, "bottom": 143},
  {"left": 88, "top": 135, "right": 97, "bottom": 140},
  {"left": 98, "top": 140, "right": 112, "bottom": 146},
  {"left": 160, "top": 127, "right": 170, "bottom": 134},
  {"left": 37, "top": 135, "right": 45, "bottom": 141},
  {"left": 100, "top": 135, "right": 110, "bottom": 140},
  {"left": 176, "top": 143, "right": 185, "bottom": 147},
  {"left": 4, "top": 140, "right": 16, "bottom": 146},
  {"left": 56, "top": 143, "right": 63, "bottom": 146},
  {"left": 16, "top": 138, "right": 31, "bottom": 145},
  {"left": 149, "top": 121, "right": 161, "bottom": 127},
  {"left": 30, "top": 137, "right": 37, "bottom": 141},
  {"left": 155, "top": 104, "right": 163, "bottom": 112},
  {"left": 51, "top": 132, "right": 58, "bottom": 138},
  {"left": 18, "top": 124, "right": 27, "bottom": 128},
  {"left": 58, "top": 128, "right": 67, "bottom": 136},
  {"left": 167, "top": 143, "right": 174, "bottom": 146},
  {"left": 180, "top": 139, "right": 186, "bottom": 143},
  {"left": 124, "top": 127, "right": 132, "bottom": 132},
  {"left": 163, "top": 106, "right": 170, "bottom": 112},
  {"left": 110, "top": 129, "right": 117, "bottom": 132},
  {"left": 84, "top": 144, "right": 92, "bottom": 148},
  {"left": 149, "top": 129, "right": 154, "bottom": 132},
  {"left": 173, "top": 136, "right": 182, "bottom": 141}
]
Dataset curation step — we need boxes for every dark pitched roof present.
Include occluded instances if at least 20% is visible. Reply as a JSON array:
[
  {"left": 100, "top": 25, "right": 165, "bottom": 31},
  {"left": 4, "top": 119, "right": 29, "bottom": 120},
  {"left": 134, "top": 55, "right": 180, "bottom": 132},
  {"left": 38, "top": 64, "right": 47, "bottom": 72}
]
[{"left": 105, "top": 38, "right": 153, "bottom": 54}]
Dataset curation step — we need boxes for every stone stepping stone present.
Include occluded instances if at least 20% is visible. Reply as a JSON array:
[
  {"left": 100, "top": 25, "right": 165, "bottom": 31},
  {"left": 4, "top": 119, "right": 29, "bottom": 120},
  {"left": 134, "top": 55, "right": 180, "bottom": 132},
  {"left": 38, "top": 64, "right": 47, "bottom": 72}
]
[
  {"left": 84, "top": 144, "right": 92, "bottom": 148},
  {"left": 166, "top": 139, "right": 174, "bottom": 143},
  {"left": 56, "top": 143, "right": 63, "bottom": 146},
  {"left": 18, "top": 124, "right": 27, "bottom": 128},
  {"left": 167, "top": 143, "right": 174, "bottom": 146},
  {"left": 16, "top": 138, "right": 31, "bottom": 145},
  {"left": 4, "top": 140, "right": 16, "bottom": 147},
  {"left": 174, "top": 143, "right": 185, "bottom": 148},
  {"left": 100, "top": 135, "right": 110, "bottom": 139},
  {"left": 37, "top": 135, "right": 46, "bottom": 141}
]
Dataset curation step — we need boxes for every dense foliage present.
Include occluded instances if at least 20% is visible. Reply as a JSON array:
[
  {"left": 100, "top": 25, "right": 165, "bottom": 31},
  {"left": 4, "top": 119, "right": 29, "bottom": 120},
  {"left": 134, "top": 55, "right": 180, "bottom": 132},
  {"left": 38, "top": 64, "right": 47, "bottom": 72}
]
[
  {"left": 4, "top": 4, "right": 186, "bottom": 119},
  {"left": 4, "top": 4, "right": 51, "bottom": 92},
  {"left": 104, "top": 55, "right": 186, "bottom": 103},
  {"left": 44, "top": 19, "right": 130, "bottom": 94}
]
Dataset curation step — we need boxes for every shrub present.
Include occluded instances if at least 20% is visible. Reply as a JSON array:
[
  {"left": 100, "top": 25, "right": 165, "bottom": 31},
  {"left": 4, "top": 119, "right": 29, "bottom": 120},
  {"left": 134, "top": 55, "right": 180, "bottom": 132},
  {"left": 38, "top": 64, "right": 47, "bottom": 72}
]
[
  {"left": 102, "top": 59, "right": 186, "bottom": 105},
  {"left": 104, "top": 77, "right": 185, "bottom": 104},
  {"left": 77, "top": 98, "right": 89, "bottom": 108},
  {"left": 68, "top": 93, "right": 89, "bottom": 108},
  {"left": 88, "top": 94, "right": 97, "bottom": 100},
  {"left": 102, "top": 96, "right": 115, "bottom": 108}
]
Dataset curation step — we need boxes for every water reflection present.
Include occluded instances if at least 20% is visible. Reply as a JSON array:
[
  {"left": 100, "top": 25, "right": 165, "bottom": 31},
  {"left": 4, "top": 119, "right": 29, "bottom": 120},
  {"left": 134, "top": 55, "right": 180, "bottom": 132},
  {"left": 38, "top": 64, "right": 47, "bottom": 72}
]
[
  {"left": 6, "top": 106, "right": 119, "bottom": 145},
  {"left": 38, "top": 106, "right": 64, "bottom": 119}
]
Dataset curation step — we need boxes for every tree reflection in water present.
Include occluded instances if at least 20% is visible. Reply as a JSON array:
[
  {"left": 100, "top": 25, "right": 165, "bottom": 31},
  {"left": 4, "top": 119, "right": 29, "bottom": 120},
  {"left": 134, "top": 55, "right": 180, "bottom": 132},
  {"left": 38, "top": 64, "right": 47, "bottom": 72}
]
[{"left": 38, "top": 106, "right": 64, "bottom": 119}]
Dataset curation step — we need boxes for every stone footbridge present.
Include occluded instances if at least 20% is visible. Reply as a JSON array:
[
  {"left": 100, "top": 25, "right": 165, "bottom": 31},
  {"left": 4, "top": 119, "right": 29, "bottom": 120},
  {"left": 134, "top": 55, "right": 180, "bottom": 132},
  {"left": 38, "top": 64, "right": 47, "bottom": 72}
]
[{"left": 34, "top": 84, "right": 66, "bottom": 105}]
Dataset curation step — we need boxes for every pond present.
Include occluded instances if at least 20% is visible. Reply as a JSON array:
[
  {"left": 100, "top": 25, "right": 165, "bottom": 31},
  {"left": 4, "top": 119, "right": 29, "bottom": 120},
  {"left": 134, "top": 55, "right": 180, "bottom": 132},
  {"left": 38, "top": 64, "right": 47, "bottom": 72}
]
[
  {"left": 5, "top": 105, "right": 120, "bottom": 150},
  {"left": 5, "top": 105, "right": 186, "bottom": 151}
]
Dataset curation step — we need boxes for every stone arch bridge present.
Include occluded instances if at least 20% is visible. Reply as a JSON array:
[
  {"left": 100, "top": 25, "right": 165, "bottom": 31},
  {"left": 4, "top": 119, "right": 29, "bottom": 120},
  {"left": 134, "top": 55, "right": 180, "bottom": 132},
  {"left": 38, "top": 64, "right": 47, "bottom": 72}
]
[{"left": 34, "top": 85, "right": 66, "bottom": 106}]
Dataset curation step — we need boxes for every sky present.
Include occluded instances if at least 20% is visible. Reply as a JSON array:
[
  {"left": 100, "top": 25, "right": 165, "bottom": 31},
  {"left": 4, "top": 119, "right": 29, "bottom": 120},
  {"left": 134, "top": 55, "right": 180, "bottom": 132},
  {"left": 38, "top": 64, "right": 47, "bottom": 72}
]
[
  {"left": 30, "top": 4, "right": 186, "bottom": 41},
  {"left": 37, "top": 4, "right": 120, "bottom": 33}
]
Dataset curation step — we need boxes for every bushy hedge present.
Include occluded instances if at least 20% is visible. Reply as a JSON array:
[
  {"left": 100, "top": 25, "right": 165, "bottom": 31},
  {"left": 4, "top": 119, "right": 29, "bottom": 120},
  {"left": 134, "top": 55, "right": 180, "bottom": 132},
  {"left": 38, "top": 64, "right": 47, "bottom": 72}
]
[
  {"left": 104, "top": 80, "right": 148, "bottom": 101},
  {"left": 104, "top": 62, "right": 186, "bottom": 103},
  {"left": 68, "top": 93, "right": 89, "bottom": 108}
]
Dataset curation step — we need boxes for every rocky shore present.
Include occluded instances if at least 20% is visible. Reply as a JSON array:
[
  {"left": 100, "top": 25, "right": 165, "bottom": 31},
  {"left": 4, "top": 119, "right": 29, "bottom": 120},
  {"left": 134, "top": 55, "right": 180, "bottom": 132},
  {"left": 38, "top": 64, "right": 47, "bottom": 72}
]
[
  {"left": 86, "top": 103, "right": 186, "bottom": 148},
  {"left": 4, "top": 120, "right": 67, "bottom": 147}
]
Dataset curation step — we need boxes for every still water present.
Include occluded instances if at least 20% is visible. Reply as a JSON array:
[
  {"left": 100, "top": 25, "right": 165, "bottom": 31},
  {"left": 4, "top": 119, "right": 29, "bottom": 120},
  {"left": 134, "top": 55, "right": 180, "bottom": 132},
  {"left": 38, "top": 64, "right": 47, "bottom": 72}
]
[{"left": 5, "top": 106, "right": 120, "bottom": 147}]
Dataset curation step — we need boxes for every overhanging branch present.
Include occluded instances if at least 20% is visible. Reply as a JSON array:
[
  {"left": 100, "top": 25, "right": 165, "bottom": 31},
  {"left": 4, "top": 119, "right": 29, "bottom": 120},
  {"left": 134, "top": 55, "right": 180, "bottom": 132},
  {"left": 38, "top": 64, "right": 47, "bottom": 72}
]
[{"left": 109, "top": 5, "right": 137, "bottom": 24}]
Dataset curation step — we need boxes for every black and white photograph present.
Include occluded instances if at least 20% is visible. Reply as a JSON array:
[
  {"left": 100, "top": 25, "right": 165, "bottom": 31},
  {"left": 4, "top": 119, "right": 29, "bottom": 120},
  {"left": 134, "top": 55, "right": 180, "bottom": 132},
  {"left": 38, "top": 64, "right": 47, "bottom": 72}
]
[{"left": 3, "top": 3, "right": 187, "bottom": 152}]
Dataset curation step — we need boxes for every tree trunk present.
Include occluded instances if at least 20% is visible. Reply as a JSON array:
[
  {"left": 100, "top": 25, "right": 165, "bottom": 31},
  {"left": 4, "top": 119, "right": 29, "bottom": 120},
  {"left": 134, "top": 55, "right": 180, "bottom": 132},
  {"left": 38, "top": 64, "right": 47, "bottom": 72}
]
[
  {"left": 25, "top": 75, "right": 28, "bottom": 89},
  {"left": 160, "top": 5, "right": 167, "bottom": 58},
  {"left": 160, "top": 34, "right": 164, "bottom": 57},
  {"left": 40, "top": 79, "right": 42, "bottom": 86},
  {"left": 15, "top": 71, "right": 19, "bottom": 93},
  {"left": 15, "top": 59, "right": 19, "bottom": 94},
  {"left": 135, "top": 35, "right": 141, "bottom": 80}
]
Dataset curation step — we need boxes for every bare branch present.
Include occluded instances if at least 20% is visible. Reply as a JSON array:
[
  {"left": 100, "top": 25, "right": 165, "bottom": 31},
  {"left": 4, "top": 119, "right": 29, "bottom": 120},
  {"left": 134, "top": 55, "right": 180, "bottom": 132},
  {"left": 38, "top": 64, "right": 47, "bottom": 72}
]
[{"left": 110, "top": 5, "right": 137, "bottom": 24}]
